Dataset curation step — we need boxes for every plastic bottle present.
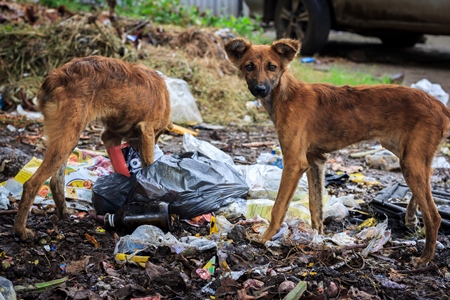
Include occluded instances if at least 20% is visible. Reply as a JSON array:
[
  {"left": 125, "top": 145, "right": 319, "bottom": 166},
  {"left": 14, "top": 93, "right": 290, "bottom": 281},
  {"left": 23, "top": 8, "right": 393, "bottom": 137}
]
[{"left": 104, "top": 200, "right": 170, "bottom": 232}]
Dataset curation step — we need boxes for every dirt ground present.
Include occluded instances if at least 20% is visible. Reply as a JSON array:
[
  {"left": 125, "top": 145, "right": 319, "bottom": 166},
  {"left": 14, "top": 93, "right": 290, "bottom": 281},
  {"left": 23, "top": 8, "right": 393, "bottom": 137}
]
[
  {"left": 1, "top": 21, "right": 450, "bottom": 300},
  {"left": 1, "top": 120, "right": 450, "bottom": 300}
]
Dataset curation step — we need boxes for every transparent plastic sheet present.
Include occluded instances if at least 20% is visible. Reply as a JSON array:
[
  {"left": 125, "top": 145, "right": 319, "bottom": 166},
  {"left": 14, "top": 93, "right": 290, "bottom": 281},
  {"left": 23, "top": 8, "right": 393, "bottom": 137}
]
[{"left": 93, "top": 152, "right": 249, "bottom": 220}]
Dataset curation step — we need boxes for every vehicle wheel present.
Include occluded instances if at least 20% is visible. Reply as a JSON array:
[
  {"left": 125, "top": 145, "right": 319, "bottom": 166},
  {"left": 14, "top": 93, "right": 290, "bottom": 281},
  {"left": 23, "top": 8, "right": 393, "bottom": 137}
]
[
  {"left": 379, "top": 34, "right": 425, "bottom": 48},
  {"left": 274, "top": 0, "right": 331, "bottom": 55}
]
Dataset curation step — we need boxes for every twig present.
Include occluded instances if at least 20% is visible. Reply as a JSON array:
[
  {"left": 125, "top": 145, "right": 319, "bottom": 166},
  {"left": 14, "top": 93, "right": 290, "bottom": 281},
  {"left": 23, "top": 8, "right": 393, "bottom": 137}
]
[
  {"left": 242, "top": 141, "right": 277, "bottom": 148},
  {"left": 125, "top": 20, "right": 150, "bottom": 34},
  {"left": 0, "top": 210, "right": 18, "bottom": 215},
  {"left": 341, "top": 243, "right": 368, "bottom": 250},
  {"left": 1, "top": 31, "right": 47, "bottom": 37}
]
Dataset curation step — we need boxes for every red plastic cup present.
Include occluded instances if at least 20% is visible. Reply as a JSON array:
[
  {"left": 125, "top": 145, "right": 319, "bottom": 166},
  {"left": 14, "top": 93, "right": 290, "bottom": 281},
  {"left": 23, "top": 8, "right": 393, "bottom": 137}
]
[{"left": 107, "top": 143, "right": 131, "bottom": 177}]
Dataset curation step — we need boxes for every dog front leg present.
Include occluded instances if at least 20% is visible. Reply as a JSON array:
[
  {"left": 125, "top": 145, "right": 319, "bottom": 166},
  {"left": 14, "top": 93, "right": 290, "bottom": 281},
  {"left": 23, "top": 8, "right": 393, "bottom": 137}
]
[
  {"left": 262, "top": 156, "right": 309, "bottom": 242},
  {"left": 306, "top": 153, "right": 327, "bottom": 234}
]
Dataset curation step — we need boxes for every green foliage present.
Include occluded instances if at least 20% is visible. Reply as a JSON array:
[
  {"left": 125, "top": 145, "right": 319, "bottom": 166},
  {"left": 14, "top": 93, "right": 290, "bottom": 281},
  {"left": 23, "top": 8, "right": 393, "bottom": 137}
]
[
  {"left": 116, "top": 0, "right": 262, "bottom": 39},
  {"left": 200, "top": 14, "right": 263, "bottom": 39},
  {"left": 37, "top": 0, "right": 263, "bottom": 39},
  {"left": 38, "top": 0, "right": 95, "bottom": 11},
  {"left": 290, "top": 61, "right": 390, "bottom": 86}
]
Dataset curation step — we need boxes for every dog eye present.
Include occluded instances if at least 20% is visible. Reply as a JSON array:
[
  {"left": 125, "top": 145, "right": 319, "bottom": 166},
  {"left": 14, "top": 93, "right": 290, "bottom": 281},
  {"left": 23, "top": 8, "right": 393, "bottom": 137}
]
[
  {"left": 268, "top": 65, "right": 277, "bottom": 71},
  {"left": 245, "top": 64, "right": 254, "bottom": 71}
]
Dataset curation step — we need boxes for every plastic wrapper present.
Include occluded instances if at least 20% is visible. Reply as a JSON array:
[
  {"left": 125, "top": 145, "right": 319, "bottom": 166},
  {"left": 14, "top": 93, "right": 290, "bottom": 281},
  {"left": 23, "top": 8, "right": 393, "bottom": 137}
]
[
  {"left": 93, "top": 152, "right": 248, "bottom": 220},
  {"left": 245, "top": 199, "right": 311, "bottom": 223},
  {"left": 3, "top": 149, "right": 113, "bottom": 204}
]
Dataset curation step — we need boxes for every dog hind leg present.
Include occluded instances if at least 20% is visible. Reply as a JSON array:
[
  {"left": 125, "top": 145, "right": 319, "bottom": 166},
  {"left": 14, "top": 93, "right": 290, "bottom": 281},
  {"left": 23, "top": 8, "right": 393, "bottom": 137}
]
[
  {"left": 400, "top": 152, "right": 441, "bottom": 266},
  {"left": 14, "top": 104, "right": 87, "bottom": 240},
  {"left": 14, "top": 139, "right": 79, "bottom": 240},
  {"left": 382, "top": 142, "right": 420, "bottom": 228}
]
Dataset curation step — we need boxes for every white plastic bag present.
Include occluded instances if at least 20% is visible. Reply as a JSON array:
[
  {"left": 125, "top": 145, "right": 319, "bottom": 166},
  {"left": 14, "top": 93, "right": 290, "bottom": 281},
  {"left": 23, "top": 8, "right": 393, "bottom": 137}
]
[
  {"left": 411, "top": 79, "right": 449, "bottom": 106},
  {"left": 0, "top": 276, "right": 16, "bottom": 300},
  {"left": 158, "top": 71, "right": 203, "bottom": 125},
  {"left": 183, "top": 133, "right": 235, "bottom": 166}
]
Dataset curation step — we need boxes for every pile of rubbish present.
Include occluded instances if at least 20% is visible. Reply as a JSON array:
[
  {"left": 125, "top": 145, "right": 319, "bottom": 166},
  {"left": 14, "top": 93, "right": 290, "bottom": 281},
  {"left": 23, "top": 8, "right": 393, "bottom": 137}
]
[{"left": 1, "top": 127, "right": 450, "bottom": 298}]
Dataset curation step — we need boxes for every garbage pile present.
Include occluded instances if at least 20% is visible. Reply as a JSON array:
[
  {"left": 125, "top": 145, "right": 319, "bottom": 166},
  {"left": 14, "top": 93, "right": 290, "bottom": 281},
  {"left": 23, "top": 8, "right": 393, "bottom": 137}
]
[{"left": 2, "top": 128, "right": 450, "bottom": 299}]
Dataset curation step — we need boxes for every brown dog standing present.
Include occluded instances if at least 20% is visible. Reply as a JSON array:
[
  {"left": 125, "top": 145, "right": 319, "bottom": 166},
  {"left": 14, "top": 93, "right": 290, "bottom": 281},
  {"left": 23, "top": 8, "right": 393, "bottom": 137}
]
[
  {"left": 225, "top": 38, "right": 450, "bottom": 266},
  {"left": 14, "top": 56, "right": 172, "bottom": 241}
]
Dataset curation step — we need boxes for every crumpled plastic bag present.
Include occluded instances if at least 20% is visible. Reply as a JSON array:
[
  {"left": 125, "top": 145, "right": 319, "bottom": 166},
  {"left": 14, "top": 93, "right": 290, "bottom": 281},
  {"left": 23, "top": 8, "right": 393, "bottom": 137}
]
[
  {"left": 92, "top": 173, "right": 137, "bottom": 215},
  {"left": 158, "top": 71, "right": 203, "bottom": 125},
  {"left": 134, "top": 152, "right": 248, "bottom": 219},
  {"left": 0, "top": 186, "right": 9, "bottom": 210},
  {"left": 0, "top": 276, "right": 16, "bottom": 300},
  {"left": 411, "top": 78, "right": 449, "bottom": 106},
  {"left": 93, "top": 152, "right": 248, "bottom": 220},
  {"left": 114, "top": 225, "right": 217, "bottom": 256},
  {"left": 183, "top": 133, "right": 235, "bottom": 166},
  {"left": 234, "top": 164, "right": 311, "bottom": 202}
]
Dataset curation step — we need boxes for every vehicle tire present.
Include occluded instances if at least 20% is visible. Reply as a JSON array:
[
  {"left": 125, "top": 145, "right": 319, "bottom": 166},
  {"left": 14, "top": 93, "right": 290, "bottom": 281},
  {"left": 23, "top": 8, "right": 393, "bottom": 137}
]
[
  {"left": 274, "top": 0, "right": 331, "bottom": 55},
  {"left": 379, "top": 34, "right": 425, "bottom": 48}
]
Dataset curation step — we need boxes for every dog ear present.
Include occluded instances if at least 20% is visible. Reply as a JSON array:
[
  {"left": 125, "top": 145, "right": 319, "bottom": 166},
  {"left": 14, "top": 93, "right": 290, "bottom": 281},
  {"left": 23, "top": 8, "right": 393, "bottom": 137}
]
[
  {"left": 225, "top": 38, "right": 252, "bottom": 67},
  {"left": 271, "top": 39, "right": 301, "bottom": 65}
]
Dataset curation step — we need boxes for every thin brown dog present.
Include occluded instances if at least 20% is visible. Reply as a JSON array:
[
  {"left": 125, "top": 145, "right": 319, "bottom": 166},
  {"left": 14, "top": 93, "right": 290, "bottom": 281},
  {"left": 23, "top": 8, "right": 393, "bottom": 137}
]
[
  {"left": 225, "top": 38, "right": 450, "bottom": 266},
  {"left": 14, "top": 56, "right": 172, "bottom": 241}
]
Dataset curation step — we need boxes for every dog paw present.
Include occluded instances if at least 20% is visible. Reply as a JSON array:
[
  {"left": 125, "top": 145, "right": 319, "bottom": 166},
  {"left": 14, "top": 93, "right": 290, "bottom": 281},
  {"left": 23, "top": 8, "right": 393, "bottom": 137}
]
[
  {"left": 15, "top": 227, "right": 35, "bottom": 241},
  {"left": 56, "top": 208, "right": 70, "bottom": 219},
  {"left": 410, "top": 256, "right": 429, "bottom": 267},
  {"left": 405, "top": 215, "right": 418, "bottom": 228},
  {"left": 252, "top": 234, "right": 266, "bottom": 243},
  {"left": 260, "top": 232, "right": 273, "bottom": 244}
]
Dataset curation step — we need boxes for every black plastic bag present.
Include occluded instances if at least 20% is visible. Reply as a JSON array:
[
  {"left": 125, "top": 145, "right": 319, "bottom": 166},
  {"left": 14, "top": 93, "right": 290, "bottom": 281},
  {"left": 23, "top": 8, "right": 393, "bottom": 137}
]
[
  {"left": 92, "top": 152, "right": 249, "bottom": 219},
  {"left": 92, "top": 173, "right": 136, "bottom": 215},
  {"left": 325, "top": 173, "right": 349, "bottom": 187}
]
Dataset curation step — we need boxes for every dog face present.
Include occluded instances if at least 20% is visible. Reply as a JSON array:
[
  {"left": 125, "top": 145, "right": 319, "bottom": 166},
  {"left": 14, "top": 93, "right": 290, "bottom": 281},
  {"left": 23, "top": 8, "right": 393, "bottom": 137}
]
[{"left": 225, "top": 38, "right": 300, "bottom": 98}]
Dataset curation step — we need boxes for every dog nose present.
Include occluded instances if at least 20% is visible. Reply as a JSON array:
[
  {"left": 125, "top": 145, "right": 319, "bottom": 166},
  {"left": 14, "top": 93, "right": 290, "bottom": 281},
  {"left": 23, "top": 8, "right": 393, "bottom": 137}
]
[{"left": 255, "top": 85, "right": 267, "bottom": 94}]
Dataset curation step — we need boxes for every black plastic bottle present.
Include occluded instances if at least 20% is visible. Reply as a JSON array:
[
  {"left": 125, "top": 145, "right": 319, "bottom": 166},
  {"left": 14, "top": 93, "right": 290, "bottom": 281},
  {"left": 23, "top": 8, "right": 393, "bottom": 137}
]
[{"left": 104, "top": 200, "right": 169, "bottom": 232}]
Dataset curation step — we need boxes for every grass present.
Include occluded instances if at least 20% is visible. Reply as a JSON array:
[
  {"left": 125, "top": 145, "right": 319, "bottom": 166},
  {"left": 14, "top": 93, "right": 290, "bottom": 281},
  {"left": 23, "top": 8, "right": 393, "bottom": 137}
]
[{"left": 289, "top": 60, "right": 390, "bottom": 86}]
